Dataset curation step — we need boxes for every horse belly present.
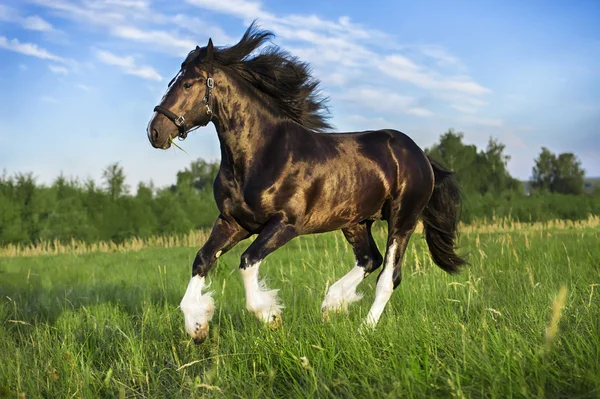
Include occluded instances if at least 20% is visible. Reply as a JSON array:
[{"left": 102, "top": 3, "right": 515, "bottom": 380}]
[{"left": 301, "top": 174, "right": 387, "bottom": 233}]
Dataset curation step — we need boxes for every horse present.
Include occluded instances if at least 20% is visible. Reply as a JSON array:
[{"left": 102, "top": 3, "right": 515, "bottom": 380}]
[{"left": 147, "top": 23, "right": 467, "bottom": 344}]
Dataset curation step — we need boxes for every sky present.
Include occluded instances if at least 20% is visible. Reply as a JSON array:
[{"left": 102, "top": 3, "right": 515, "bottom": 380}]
[{"left": 0, "top": 0, "right": 599, "bottom": 190}]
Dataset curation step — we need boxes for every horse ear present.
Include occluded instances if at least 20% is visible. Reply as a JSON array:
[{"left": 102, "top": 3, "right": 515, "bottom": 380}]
[{"left": 206, "top": 38, "right": 214, "bottom": 61}]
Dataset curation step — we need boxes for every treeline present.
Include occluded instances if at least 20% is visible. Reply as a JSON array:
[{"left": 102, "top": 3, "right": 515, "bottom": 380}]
[
  {"left": 425, "top": 130, "right": 599, "bottom": 222},
  {"left": 0, "top": 160, "right": 219, "bottom": 245},
  {"left": 1, "top": 130, "right": 599, "bottom": 246}
]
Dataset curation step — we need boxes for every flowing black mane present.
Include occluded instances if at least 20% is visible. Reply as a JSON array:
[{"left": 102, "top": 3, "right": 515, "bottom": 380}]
[{"left": 183, "top": 22, "right": 332, "bottom": 133}]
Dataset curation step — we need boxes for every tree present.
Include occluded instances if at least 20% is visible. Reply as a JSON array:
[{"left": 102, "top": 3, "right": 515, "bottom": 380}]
[
  {"left": 175, "top": 159, "right": 219, "bottom": 192},
  {"left": 102, "top": 162, "right": 129, "bottom": 200},
  {"left": 553, "top": 153, "right": 585, "bottom": 195},
  {"left": 425, "top": 130, "right": 521, "bottom": 196},
  {"left": 532, "top": 148, "right": 585, "bottom": 195},
  {"left": 532, "top": 147, "right": 555, "bottom": 192}
]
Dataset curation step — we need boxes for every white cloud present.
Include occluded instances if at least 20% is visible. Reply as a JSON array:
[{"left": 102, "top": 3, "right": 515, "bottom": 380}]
[
  {"left": 32, "top": 0, "right": 229, "bottom": 57},
  {"left": 417, "top": 45, "right": 461, "bottom": 67},
  {"left": 381, "top": 55, "right": 489, "bottom": 96},
  {"left": 462, "top": 116, "right": 503, "bottom": 127},
  {"left": 48, "top": 64, "right": 69, "bottom": 75},
  {"left": 185, "top": 0, "right": 267, "bottom": 21},
  {"left": 22, "top": 15, "right": 54, "bottom": 32},
  {"left": 0, "top": 36, "right": 65, "bottom": 62},
  {"left": 96, "top": 49, "right": 162, "bottom": 81},
  {"left": 95, "top": 0, "right": 150, "bottom": 10},
  {"left": 30, "top": 0, "right": 493, "bottom": 122},
  {"left": 110, "top": 26, "right": 197, "bottom": 57},
  {"left": 76, "top": 83, "right": 94, "bottom": 91},
  {"left": 40, "top": 96, "right": 58, "bottom": 103},
  {"left": 0, "top": 4, "right": 56, "bottom": 32},
  {"left": 337, "top": 87, "right": 435, "bottom": 118},
  {"left": 33, "top": 0, "right": 126, "bottom": 26},
  {"left": 184, "top": 0, "right": 490, "bottom": 116}
]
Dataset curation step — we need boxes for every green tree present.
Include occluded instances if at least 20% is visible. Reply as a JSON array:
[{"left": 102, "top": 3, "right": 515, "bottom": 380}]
[
  {"left": 175, "top": 159, "right": 219, "bottom": 191},
  {"left": 553, "top": 153, "right": 585, "bottom": 195},
  {"left": 102, "top": 162, "right": 129, "bottom": 200},
  {"left": 425, "top": 130, "right": 521, "bottom": 196},
  {"left": 532, "top": 148, "right": 585, "bottom": 195},
  {"left": 532, "top": 147, "right": 555, "bottom": 192}
]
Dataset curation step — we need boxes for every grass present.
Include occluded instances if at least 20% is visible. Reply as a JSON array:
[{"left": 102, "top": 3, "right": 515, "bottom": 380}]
[{"left": 0, "top": 222, "right": 599, "bottom": 398}]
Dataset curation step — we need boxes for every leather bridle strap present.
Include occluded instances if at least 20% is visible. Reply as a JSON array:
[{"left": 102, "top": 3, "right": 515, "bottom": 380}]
[
  {"left": 153, "top": 105, "right": 186, "bottom": 136},
  {"left": 153, "top": 70, "right": 215, "bottom": 140}
]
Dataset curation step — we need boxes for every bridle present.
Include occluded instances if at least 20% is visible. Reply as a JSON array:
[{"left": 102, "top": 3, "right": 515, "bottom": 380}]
[{"left": 153, "top": 69, "right": 215, "bottom": 140}]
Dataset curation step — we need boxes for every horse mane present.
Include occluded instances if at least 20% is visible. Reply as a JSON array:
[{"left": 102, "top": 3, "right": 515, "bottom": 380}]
[{"left": 184, "top": 22, "right": 333, "bottom": 133}]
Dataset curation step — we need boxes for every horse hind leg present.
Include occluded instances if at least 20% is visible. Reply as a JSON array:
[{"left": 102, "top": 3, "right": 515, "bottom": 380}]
[
  {"left": 361, "top": 212, "right": 420, "bottom": 330},
  {"left": 322, "top": 222, "right": 383, "bottom": 317}
]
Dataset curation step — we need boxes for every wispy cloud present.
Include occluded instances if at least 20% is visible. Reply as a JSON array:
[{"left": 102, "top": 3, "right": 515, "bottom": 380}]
[
  {"left": 462, "top": 116, "right": 503, "bottom": 127},
  {"left": 75, "top": 83, "right": 94, "bottom": 91},
  {"left": 0, "top": 4, "right": 57, "bottom": 32},
  {"left": 32, "top": 0, "right": 230, "bottom": 56},
  {"left": 0, "top": 36, "right": 65, "bottom": 62},
  {"left": 185, "top": 0, "right": 489, "bottom": 116},
  {"left": 28, "top": 0, "right": 490, "bottom": 118},
  {"left": 96, "top": 49, "right": 162, "bottom": 81},
  {"left": 40, "top": 96, "right": 58, "bottom": 103},
  {"left": 185, "top": 0, "right": 267, "bottom": 21},
  {"left": 381, "top": 55, "right": 489, "bottom": 96},
  {"left": 338, "top": 87, "right": 435, "bottom": 118},
  {"left": 110, "top": 26, "right": 197, "bottom": 57},
  {"left": 48, "top": 64, "right": 69, "bottom": 75}
]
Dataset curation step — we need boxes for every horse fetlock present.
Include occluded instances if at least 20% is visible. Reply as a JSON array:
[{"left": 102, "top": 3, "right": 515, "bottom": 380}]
[
  {"left": 321, "top": 281, "right": 363, "bottom": 314},
  {"left": 247, "top": 288, "right": 283, "bottom": 326},
  {"left": 180, "top": 276, "right": 215, "bottom": 343}
]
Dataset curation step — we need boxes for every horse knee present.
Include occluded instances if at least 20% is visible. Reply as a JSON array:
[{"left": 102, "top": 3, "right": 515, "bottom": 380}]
[{"left": 193, "top": 250, "right": 213, "bottom": 276}]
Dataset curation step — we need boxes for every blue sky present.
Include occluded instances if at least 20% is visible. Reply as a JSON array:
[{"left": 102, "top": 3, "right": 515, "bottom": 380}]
[{"left": 1, "top": 0, "right": 599, "bottom": 189}]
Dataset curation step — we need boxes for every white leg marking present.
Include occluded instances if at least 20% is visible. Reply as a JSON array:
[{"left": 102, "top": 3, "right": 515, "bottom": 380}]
[
  {"left": 362, "top": 240, "right": 398, "bottom": 329},
  {"left": 180, "top": 275, "right": 215, "bottom": 341},
  {"left": 241, "top": 261, "right": 283, "bottom": 325},
  {"left": 322, "top": 264, "right": 365, "bottom": 313}
]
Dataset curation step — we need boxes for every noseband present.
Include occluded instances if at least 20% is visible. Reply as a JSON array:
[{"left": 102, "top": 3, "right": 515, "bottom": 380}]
[{"left": 153, "top": 73, "right": 215, "bottom": 140}]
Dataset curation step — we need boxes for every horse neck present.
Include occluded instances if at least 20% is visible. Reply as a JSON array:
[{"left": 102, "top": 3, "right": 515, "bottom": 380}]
[{"left": 212, "top": 75, "right": 285, "bottom": 179}]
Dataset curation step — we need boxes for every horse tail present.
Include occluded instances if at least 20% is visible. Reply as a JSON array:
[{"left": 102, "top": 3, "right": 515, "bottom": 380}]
[{"left": 420, "top": 157, "right": 468, "bottom": 273}]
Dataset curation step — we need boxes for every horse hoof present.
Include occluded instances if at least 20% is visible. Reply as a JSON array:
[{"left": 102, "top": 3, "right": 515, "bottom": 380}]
[
  {"left": 322, "top": 309, "right": 330, "bottom": 322},
  {"left": 269, "top": 314, "right": 282, "bottom": 330},
  {"left": 191, "top": 324, "right": 209, "bottom": 344}
]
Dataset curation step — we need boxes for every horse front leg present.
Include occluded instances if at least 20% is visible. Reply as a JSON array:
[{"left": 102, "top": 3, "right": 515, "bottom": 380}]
[
  {"left": 239, "top": 216, "right": 297, "bottom": 328},
  {"left": 181, "top": 215, "right": 249, "bottom": 344}
]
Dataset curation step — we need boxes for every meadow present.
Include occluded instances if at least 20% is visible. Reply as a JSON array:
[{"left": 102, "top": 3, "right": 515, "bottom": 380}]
[{"left": 1, "top": 218, "right": 599, "bottom": 398}]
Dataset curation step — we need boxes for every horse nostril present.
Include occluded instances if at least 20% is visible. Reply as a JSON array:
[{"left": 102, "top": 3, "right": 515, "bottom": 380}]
[{"left": 152, "top": 128, "right": 159, "bottom": 142}]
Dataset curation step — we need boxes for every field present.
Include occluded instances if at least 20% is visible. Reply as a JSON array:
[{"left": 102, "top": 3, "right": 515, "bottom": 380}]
[{"left": 1, "top": 219, "right": 599, "bottom": 398}]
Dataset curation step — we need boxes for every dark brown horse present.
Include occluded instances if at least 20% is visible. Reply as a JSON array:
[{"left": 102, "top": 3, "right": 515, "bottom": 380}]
[{"left": 147, "top": 23, "right": 466, "bottom": 343}]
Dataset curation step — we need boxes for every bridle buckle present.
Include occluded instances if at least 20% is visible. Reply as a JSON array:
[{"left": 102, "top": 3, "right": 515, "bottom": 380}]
[{"left": 174, "top": 115, "right": 185, "bottom": 127}]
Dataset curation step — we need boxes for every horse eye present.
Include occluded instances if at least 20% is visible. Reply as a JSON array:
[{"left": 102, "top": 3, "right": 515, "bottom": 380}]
[{"left": 183, "top": 81, "right": 193, "bottom": 89}]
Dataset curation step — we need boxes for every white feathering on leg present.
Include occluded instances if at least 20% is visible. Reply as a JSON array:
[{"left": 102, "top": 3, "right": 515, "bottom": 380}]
[
  {"left": 180, "top": 275, "right": 215, "bottom": 340},
  {"left": 241, "top": 261, "right": 283, "bottom": 324},
  {"left": 322, "top": 263, "right": 365, "bottom": 313},
  {"left": 362, "top": 240, "right": 398, "bottom": 329}
]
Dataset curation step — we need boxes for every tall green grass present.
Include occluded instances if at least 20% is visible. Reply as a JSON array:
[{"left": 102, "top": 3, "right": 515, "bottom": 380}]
[{"left": 1, "top": 225, "right": 599, "bottom": 398}]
